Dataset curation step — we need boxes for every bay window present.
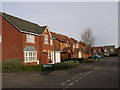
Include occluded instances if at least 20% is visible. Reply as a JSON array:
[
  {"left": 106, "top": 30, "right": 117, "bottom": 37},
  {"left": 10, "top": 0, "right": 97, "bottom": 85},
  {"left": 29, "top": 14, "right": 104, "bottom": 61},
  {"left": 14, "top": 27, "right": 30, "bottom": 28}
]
[{"left": 24, "top": 51, "right": 37, "bottom": 62}]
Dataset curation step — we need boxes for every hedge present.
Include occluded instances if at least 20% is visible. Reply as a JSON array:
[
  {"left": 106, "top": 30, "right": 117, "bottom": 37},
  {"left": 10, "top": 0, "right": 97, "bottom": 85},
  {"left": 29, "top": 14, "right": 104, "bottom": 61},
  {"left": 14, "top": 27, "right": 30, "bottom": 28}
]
[
  {"left": 64, "top": 58, "right": 85, "bottom": 63},
  {"left": 2, "top": 59, "right": 43, "bottom": 71},
  {"left": 2, "top": 59, "right": 25, "bottom": 71},
  {"left": 2, "top": 58, "right": 94, "bottom": 71},
  {"left": 81, "top": 59, "right": 95, "bottom": 63},
  {"left": 54, "top": 60, "right": 80, "bottom": 70}
]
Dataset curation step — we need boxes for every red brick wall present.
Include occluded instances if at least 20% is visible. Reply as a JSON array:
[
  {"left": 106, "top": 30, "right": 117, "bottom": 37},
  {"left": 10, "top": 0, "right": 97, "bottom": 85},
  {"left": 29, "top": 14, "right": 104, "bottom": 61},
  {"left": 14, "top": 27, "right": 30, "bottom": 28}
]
[
  {"left": 41, "top": 29, "right": 54, "bottom": 64},
  {"left": 23, "top": 33, "right": 41, "bottom": 64},
  {"left": 2, "top": 16, "right": 23, "bottom": 61},
  {"left": 72, "top": 53, "right": 78, "bottom": 58}
]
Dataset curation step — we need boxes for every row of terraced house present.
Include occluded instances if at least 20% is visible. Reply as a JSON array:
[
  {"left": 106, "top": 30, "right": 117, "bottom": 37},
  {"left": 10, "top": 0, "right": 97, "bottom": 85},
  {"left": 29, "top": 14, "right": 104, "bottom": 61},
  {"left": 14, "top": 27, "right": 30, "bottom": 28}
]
[
  {"left": 0, "top": 13, "right": 116, "bottom": 65},
  {"left": 0, "top": 13, "right": 93, "bottom": 65}
]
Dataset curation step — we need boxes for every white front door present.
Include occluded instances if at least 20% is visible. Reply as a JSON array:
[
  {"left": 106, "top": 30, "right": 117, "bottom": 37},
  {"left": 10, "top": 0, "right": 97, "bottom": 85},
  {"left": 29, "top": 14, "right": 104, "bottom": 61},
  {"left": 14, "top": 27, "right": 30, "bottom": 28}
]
[
  {"left": 78, "top": 52, "right": 81, "bottom": 58},
  {"left": 55, "top": 52, "right": 61, "bottom": 63}
]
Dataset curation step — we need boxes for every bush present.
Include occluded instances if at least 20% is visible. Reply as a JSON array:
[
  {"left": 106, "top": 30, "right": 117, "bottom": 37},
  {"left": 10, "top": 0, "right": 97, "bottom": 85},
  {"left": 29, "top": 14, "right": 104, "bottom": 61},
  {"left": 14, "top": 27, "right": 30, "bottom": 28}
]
[
  {"left": 81, "top": 59, "right": 94, "bottom": 63},
  {"left": 23, "top": 65, "right": 43, "bottom": 71},
  {"left": 54, "top": 60, "right": 79, "bottom": 70},
  {"left": 64, "top": 58, "right": 85, "bottom": 63},
  {"left": 2, "top": 58, "right": 25, "bottom": 71},
  {"left": 2, "top": 59, "right": 43, "bottom": 71}
]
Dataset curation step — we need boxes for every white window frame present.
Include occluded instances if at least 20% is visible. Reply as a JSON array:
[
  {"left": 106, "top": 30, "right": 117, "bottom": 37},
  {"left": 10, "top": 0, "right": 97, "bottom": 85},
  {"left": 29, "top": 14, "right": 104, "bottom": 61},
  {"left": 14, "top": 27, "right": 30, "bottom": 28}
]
[
  {"left": 110, "top": 48, "right": 114, "bottom": 52},
  {"left": 66, "top": 43, "right": 68, "bottom": 47},
  {"left": 44, "top": 35, "right": 48, "bottom": 44},
  {"left": 104, "top": 49, "right": 107, "bottom": 52},
  {"left": 76, "top": 44, "right": 79, "bottom": 48},
  {"left": 0, "top": 35, "right": 1, "bottom": 43},
  {"left": 24, "top": 51, "right": 37, "bottom": 63},
  {"left": 26, "top": 34, "right": 35, "bottom": 43},
  {"left": 50, "top": 38, "right": 53, "bottom": 45}
]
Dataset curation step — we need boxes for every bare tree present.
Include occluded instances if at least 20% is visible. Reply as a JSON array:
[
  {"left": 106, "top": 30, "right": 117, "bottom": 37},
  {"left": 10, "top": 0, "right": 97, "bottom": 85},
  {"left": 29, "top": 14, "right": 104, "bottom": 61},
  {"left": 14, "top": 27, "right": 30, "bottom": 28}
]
[
  {"left": 81, "top": 28, "right": 96, "bottom": 55},
  {"left": 81, "top": 28, "right": 95, "bottom": 46}
]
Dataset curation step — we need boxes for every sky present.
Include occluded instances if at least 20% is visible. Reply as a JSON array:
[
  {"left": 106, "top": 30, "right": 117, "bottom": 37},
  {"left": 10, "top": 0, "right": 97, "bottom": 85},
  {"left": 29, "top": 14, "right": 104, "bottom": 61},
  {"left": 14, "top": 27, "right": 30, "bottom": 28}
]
[{"left": 0, "top": 1, "right": 119, "bottom": 48}]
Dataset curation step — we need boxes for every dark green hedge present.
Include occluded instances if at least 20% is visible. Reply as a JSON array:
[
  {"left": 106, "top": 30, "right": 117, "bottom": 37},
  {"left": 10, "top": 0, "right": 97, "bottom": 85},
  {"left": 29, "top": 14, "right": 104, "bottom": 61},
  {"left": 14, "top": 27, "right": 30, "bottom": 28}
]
[
  {"left": 54, "top": 60, "right": 80, "bottom": 70},
  {"left": 2, "top": 59, "right": 43, "bottom": 71},
  {"left": 64, "top": 58, "right": 85, "bottom": 63},
  {"left": 81, "top": 59, "right": 95, "bottom": 63},
  {"left": 2, "top": 59, "right": 25, "bottom": 71}
]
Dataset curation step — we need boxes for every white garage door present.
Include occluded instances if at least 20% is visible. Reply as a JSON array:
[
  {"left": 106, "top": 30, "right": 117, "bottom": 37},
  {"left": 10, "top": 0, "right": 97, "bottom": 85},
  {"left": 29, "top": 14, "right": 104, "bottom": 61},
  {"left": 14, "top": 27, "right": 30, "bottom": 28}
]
[{"left": 55, "top": 52, "right": 61, "bottom": 63}]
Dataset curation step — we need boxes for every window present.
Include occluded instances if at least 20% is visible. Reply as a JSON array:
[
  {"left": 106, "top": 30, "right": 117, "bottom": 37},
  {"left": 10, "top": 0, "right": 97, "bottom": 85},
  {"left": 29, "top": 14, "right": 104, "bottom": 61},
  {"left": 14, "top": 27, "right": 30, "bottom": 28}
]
[
  {"left": 66, "top": 43, "right": 68, "bottom": 47},
  {"left": 76, "top": 44, "right": 78, "bottom": 48},
  {"left": 26, "top": 34, "right": 35, "bottom": 43},
  {"left": 44, "top": 35, "right": 48, "bottom": 44},
  {"left": 104, "top": 49, "right": 107, "bottom": 52},
  {"left": 0, "top": 35, "right": 1, "bottom": 42},
  {"left": 110, "top": 48, "right": 114, "bottom": 52},
  {"left": 48, "top": 51, "right": 51, "bottom": 59},
  {"left": 24, "top": 51, "right": 37, "bottom": 62},
  {"left": 62, "top": 43, "right": 64, "bottom": 47},
  {"left": 50, "top": 38, "right": 53, "bottom": 45}
]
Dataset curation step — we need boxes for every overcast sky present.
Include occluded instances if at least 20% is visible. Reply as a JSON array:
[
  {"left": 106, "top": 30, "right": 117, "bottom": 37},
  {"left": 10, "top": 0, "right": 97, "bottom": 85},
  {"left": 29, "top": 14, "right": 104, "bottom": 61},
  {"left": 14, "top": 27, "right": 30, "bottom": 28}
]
[{"left": 1, "top": 2, "right": 118, "bottom": 47}]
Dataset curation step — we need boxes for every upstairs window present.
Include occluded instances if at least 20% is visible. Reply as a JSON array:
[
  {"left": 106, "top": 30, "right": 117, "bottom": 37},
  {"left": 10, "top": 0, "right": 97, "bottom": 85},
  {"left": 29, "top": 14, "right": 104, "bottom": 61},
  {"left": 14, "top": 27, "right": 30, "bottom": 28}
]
[
  {"left": 0, "top": 35, "right": 1, "bottom": 43},
  {"left": 110, "top": 48, "right": 114, "bottom": 52},
  {"left": 44, "top": 35, "right": 48, "bottom": 44},
  {"left": 76, "top": 44, "right": 79, "bottom": 48},
  {"left": 50, "top": 38, "right": 53, "bottom": 45},
  {"left": 26, "top": 34, "right": 35, "bottom": 43},
  {"left": 66, "top": 43, "right": 68, "bottom": 47},
  {"left": 104, "top": 49, "right": 107, "bottom": 52}
]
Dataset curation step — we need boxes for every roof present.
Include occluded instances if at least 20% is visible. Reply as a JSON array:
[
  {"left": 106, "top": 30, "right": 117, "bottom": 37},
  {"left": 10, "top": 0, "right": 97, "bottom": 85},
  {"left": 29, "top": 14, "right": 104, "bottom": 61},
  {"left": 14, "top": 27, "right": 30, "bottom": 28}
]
[
  {"left": 104, "top": 45, "right": 115, "bottom": 48},
  {"left": 50, "top": 32, "right": 67, "bottom": 43},
  {"left": 70, "top": 38, "right": 78, "bottom": 43},
  {"left": 23, "top": 46, "right": 36, "bottom": 51},
  {"left": 79, "top": 41, "right": 86, "bottom": 46},
  {"left": 62, "top": 47, "right": 72, "bottom": 53},
  {"left": 1, "top": 12, "right": 46, "bottom": 35},
  {"left": 58, "top": 34, "right": 74, "bottom": 44}
]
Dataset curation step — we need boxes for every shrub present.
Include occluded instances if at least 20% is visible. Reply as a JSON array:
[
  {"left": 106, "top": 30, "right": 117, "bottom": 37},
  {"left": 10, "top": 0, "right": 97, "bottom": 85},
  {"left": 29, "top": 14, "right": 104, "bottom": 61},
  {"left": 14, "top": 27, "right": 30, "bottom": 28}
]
[
  {"left": 2, "top": 58, "right": 25, "bottom": 71},
  {"left": 64, "top": 58, "right": 85, "bottom": 63},
  {"left": 54, "top": 60, "right": 79, "bottom": 70},
  {"left": 23, "top": 65, "right": 43, "bottom": 71},
  {"left": 81, "top": 59, "right": 94, "bottom": 63}
]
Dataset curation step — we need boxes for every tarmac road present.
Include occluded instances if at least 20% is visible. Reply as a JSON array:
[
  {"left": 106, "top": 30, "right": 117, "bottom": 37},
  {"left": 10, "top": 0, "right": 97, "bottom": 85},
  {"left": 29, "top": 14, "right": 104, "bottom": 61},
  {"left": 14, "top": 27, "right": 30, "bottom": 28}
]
[{"left": 2, "top": 57, "right": 119, "bottom": 89}]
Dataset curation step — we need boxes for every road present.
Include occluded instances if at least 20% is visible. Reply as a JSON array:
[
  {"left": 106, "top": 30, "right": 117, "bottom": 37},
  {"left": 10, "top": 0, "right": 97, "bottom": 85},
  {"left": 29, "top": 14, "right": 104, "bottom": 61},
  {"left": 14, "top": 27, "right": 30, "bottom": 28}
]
[{"left": 2, "top": 57, "right": 119, "bottom": 89}]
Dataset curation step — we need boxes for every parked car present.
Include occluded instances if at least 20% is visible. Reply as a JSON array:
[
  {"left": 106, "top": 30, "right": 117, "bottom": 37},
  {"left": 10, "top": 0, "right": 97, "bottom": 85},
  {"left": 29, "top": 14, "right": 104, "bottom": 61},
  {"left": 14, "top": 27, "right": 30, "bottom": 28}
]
[
  {"left": 100, "top": 55, "right": 104, "bottom": 58},
  {"left": 87, "top": 55, "right": 101, "bottom": 60},
  {"left": 96, "top": 55, "right": 102, "bottom": 59}
]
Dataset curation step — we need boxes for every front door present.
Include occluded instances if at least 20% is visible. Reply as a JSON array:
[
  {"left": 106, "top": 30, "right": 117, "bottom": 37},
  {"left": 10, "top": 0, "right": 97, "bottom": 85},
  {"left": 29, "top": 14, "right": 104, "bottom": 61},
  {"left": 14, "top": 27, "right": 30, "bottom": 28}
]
[
  {"left": 68, "top": 53, "right": 71, "bottom": 58},
  {"left": 43, "top": 52, "right": 47, "bottom": 64}
]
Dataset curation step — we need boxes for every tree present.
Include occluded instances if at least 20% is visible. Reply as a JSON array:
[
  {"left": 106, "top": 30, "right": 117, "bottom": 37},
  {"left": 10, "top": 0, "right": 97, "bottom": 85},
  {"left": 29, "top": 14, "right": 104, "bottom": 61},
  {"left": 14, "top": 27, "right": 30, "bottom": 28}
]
[
  {"left": 81, "top": 28, "right": 96, "bottom": 55},
  {"left": 81, "top": 28, "right": 95, "bottom": 46}
]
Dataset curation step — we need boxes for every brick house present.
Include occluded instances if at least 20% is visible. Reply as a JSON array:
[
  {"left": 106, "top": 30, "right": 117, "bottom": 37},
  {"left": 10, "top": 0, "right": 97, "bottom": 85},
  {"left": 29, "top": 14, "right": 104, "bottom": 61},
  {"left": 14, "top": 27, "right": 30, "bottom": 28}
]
[
  {"left": 92, "top": 45, "right": 115, "bottom": 56},
  {"left": 58, "top": 34, "right": 82, "bottom": 59},
  {"left": 92, "top": 46, "right": 104, "bottom": 55},
  {"left": 79, "top": 41, "right": 92, "bottom": 58},
  {"left": 0, "top": 12, "right": 54, "bottom": 65},
  {"left": 104, "top": 45, "right": 115, "bottom": 56},
  {"left": 116, "top": 47, "right": 120, "bottom": 56},
  {"left": 50, "top": 32, "right": 68, "bottom": 62}
]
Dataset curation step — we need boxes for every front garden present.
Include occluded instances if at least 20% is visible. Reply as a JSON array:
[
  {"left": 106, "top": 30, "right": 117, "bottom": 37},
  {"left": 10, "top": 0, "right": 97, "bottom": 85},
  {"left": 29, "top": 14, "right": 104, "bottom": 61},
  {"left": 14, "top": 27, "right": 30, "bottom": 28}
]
[{"left": 2, "top": 58, "right": 96, "bottom": 71}]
